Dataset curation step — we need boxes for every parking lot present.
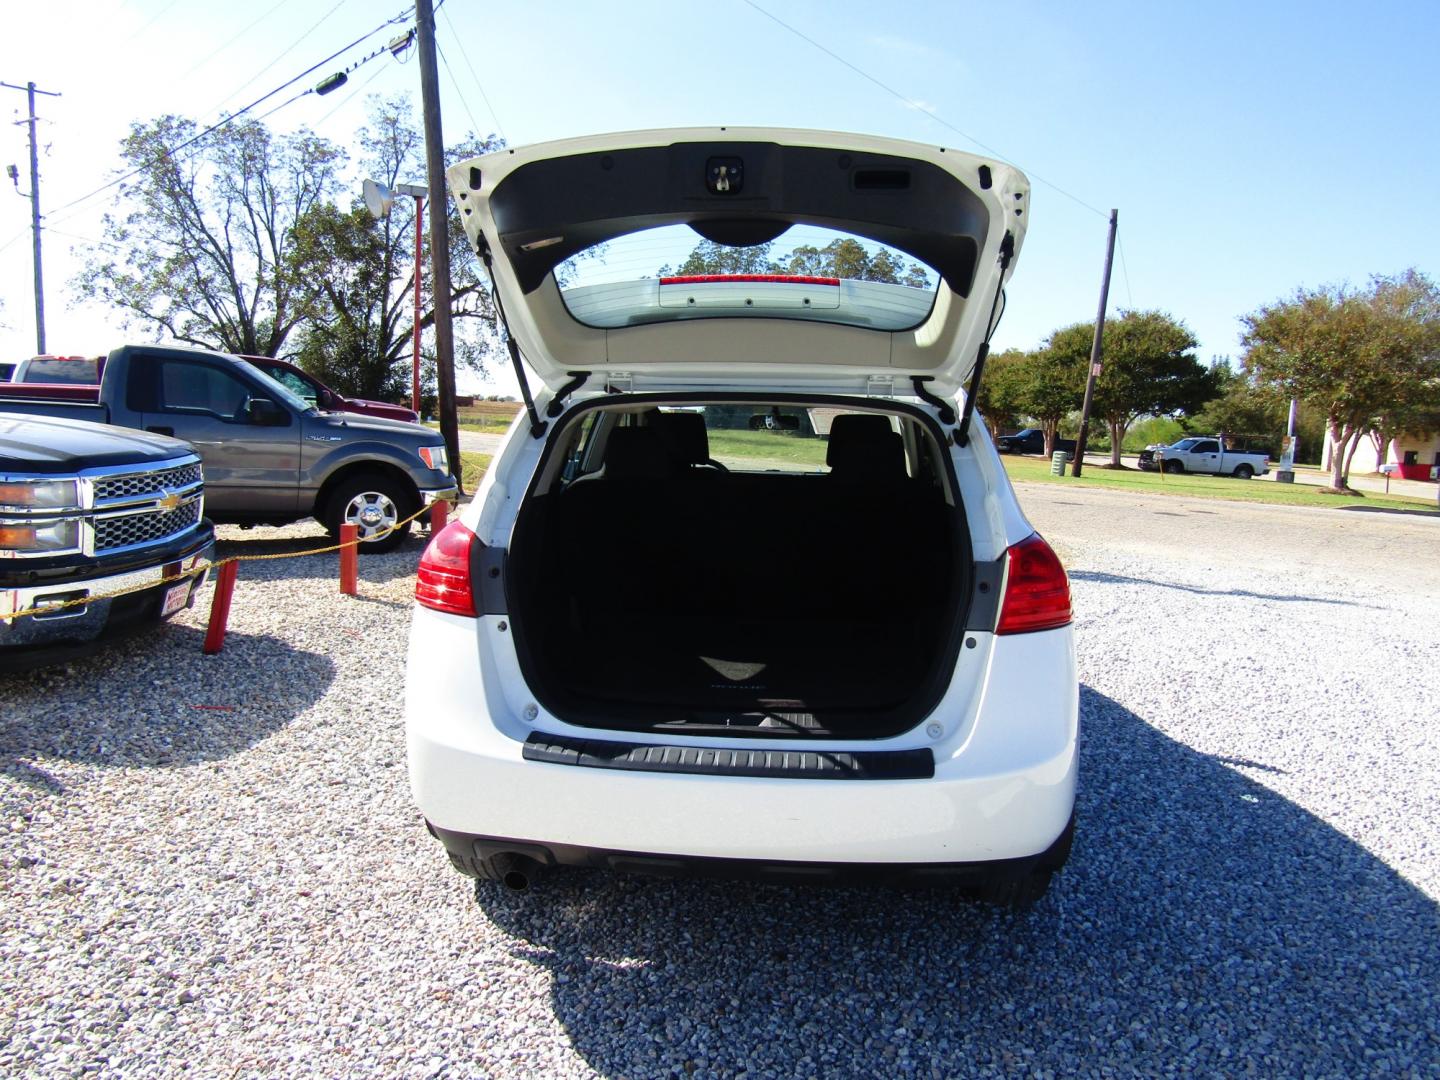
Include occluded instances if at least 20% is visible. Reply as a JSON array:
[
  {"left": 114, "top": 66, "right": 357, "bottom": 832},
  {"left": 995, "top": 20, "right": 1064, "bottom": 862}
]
[{"left": 3, "top": 482, "right": 1438, "bottom": 1077}]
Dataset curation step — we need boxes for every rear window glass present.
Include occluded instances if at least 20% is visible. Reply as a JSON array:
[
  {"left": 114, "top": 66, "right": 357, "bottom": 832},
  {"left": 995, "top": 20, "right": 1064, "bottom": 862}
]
[
  {"left": 556, "top": 224, "right": 939, "bottom": 332},
  {"left": 23, "top": 357, "right": 99, "bottom": 383}
]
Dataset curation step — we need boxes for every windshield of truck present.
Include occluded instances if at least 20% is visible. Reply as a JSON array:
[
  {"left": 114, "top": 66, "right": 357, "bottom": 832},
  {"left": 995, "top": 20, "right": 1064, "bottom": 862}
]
[
  {"left": 245, "top": 363, "right": 315, "bottom": 414},
  {"left": 1171, "top": 438, "right": 1200, "bottom": 451},
  {"left": 555, "top": 224, "right": 940, "bottom": 332}
]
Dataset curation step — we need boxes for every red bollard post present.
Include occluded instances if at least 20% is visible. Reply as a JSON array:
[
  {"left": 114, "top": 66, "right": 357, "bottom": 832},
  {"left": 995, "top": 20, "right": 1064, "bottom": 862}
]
[
  {"left": 203, "top": 561, "right": 239, "bottom": 655},
  {"left": 429, "top": 499, "right": 448, "bottom": 533},
  {"left": 339, "top": 524, "right": 358, "bottom": 595}
]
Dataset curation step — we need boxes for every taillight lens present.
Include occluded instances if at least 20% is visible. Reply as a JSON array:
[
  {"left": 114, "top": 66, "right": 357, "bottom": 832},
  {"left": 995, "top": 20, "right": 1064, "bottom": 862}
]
[
  {"left": 996, "top": 533, "right": 1072, "bottom": 634},
  {"left": 416, "top": 520, "right": 477, "bottom": 617}
]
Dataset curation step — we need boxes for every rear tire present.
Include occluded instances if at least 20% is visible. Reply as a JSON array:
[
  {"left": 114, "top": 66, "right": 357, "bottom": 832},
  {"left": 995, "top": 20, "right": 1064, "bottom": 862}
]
[
  {"left": 324, "top": 472, "right": 414, "bottom": 554},
  {"left": 1233, "top": 464, "right": 1254, "bottom": 480},
  {"left": 1162, "top": 460, "right": 1184, "bottom": 474}
]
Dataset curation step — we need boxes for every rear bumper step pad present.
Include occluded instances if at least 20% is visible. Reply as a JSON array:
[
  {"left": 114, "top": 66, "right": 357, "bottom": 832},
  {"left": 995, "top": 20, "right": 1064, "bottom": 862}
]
[{"left": 522, "top": 732, "right": 934, "bottom": 780}]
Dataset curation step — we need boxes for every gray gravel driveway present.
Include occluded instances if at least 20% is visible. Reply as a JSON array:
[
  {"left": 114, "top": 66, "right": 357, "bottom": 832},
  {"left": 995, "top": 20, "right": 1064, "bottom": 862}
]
[{"left": 2, "top": 486, "right": 1437, "bottom": 1076}]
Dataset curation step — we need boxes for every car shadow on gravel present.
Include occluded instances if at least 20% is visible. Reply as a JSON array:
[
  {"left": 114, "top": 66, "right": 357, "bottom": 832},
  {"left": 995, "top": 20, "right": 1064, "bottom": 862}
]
[
  {"left": 1070, "top": 569, "right": 1374, "bottom": 607},
  {"left": 472, "top": 686, "right": 1439, "bottom": 1076},
  {"left": 212, "top": 530, "right": 427, "bottom": 585},
  {"left": 0, "top": 623, "right": 334, "bottom": 777}
]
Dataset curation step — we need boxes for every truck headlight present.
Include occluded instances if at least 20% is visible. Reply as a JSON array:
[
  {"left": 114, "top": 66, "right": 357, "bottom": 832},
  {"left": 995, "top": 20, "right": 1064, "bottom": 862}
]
[
  {"left": 418, "top": 445, "right": 449, "bottom": 474},
  {"left": 0, "top": 518, "right": 81, "bottom": 553},
  {"left": 0, "top": 480, "right": 79, "bottom": 510}
]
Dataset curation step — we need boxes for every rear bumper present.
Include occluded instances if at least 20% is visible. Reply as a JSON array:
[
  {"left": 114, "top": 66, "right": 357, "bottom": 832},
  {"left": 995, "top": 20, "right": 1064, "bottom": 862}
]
[
  {"left": 406, "top": 608, "right": 1078, "bottom": 867},
  {"left": 0, "top": 529, "right": 213, "bottom": 668},
  {"left": 429, "top": 812, "right": 1076, "bottom": 885}
]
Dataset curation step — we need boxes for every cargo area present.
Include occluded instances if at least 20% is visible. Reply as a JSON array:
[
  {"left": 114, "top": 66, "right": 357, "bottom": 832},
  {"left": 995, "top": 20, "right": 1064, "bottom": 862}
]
[{"left": 506, "top": 403, "right": 969, "bottom": 739}]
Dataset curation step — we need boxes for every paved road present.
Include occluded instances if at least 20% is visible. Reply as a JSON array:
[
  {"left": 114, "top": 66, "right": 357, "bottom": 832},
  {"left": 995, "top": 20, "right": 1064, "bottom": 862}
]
[{"left": 458, "top": 430, "right": 504, "bottom": 456}]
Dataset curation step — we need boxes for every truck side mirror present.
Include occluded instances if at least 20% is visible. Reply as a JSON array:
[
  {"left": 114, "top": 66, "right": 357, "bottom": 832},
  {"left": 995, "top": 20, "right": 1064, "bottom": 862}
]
[{"left": 247, "top": 397, "right": 289, "bottom": 426}]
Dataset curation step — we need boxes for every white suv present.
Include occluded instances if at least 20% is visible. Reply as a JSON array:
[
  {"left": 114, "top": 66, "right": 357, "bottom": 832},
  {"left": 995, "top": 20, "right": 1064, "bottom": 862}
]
[{"left": 406, "top": 128, "right": 1076, "bottom": 906}]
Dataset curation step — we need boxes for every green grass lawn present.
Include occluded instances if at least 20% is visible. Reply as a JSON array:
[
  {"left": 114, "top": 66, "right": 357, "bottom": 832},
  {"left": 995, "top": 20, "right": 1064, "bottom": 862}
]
[
  {"left": 459, "top": 451, "right": 492, "bottom": 493},
  {"left": 707, "top": 430, "right": 830, "bottom": 470},
  {"left": 1002, "top": 454, "right": 1439, "bottom": 514}
]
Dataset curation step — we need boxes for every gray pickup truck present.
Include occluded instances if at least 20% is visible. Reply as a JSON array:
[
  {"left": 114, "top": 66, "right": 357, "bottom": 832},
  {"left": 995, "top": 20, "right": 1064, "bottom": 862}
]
[
  {"left": 0, "top": 344, "right": 457, "bottom": 552},
  {"left": 1, "top": 413, "right": 214, "bottom": 669}
]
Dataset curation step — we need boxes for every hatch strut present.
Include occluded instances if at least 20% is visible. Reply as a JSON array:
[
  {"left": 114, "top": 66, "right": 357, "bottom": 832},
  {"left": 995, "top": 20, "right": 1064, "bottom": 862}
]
[
  {"left": 547, "top": 371, "right": 591, "bottom": 417},
  {"left": 954, "top": 231, "right": 1014, "bottom": 448},
  {"left": 480, "top": 245, "right": 547, "bottom": 439}
]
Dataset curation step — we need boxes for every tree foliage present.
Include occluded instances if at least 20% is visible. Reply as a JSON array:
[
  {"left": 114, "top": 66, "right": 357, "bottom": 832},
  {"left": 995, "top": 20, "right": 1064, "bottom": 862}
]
[
  {"left": 77, "top": 115, "right": 342, "bottom": 356},
  {"left": 288, "top": 97, "right": 504, "bottom": 400},
  {"left": 660, "top": 236, "right": 930, "bottom": 285},
  {"left": 1047, "top": 310, "right": 1215, "bottom": 466},
  {"left": 1241, "top": 270, "right": 1440, "bottom": 489}
]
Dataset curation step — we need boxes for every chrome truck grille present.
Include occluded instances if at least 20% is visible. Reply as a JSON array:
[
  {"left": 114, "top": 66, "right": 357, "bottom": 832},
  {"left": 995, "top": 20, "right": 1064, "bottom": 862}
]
[
  {"left": 93, "top": 500, "right": 203, "bottom": 552},
  {"left": 92, "top": 462, "right": 203, "bottom": 504}
]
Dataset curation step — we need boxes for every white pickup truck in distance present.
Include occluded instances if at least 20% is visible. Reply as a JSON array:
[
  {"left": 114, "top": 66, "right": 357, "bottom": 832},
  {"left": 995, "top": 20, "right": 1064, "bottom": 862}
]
[{"left": 1138, "top": 437, "right": 1270, "bottom": 478}]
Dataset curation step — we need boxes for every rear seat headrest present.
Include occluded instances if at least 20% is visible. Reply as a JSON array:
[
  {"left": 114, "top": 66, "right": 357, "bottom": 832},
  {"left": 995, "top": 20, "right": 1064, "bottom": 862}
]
[
  {"left": 604, "top": 426, "right": 675, "bottom": 480},
  {"left": 654, "top": 411, "right": 710, "bottom": 467},
  {"left": 826, "top": 414, "right": 906, "bottom": 479}
]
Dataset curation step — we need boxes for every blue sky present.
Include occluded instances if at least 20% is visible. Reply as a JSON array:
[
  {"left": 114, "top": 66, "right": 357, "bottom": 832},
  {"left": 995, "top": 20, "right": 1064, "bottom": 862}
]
[{"left": 2, "top": 0, "right": 1436, "bottom": 392}]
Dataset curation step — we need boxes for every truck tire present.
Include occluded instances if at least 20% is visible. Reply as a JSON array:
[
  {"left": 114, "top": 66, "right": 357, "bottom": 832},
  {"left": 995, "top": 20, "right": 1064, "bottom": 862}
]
[
  {"left": 325, "top": 472, "right": 414, "bottom": 554},
  {"left": 1162, "top": 459, "right": 1184, "bottom": 474},
  {"left": 1233, "top": 464, "right": 1254, "bottom": 480}
]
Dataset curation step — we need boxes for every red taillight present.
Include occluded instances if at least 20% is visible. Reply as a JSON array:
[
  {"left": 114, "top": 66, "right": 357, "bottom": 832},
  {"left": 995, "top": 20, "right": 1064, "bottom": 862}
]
[
  {"left": 996, "top": 533, "right": 1072, "bottom": 635},
  {"left": 658, "top": 274, "right": 841, "bottom": 286},
  {"left": 416, "top": 520, "right": 478, "bottom": 617}
]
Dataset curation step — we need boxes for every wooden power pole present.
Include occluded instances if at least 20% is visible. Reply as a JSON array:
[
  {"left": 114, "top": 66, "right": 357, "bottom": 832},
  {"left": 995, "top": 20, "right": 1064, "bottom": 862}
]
[
  {"left": 414, "top": 0, "right": 462, "bottom": 488},
  {"left": 1071, "top": 209, "right": 1118, "bottom": 478},
  {"left": 2, "top": 80, "right": 61, "bottom": 354}
]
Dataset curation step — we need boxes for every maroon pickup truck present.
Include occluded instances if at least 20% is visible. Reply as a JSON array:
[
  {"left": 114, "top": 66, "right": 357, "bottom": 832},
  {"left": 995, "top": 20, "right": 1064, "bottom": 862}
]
[{"left": 241, "top": 356, "right": 421, "bottom": 424}]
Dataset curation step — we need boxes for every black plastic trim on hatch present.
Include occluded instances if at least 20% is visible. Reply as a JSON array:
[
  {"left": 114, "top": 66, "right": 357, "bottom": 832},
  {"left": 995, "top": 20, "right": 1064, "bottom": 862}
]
[{"left": 523, "top": 733, "right": 935, "bottom": 780}]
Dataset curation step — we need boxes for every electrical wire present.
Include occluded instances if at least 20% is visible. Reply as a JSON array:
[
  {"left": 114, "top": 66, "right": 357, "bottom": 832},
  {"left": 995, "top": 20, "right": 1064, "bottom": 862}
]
[
  {"left": 201, "top": 0, "right": 349, "bottom": 120},
  {"left": 1116, "top": 235, "right": 1136, "bottom": 310},
  {"left": 439, "top": 3, "right": 507, "bottom": 141},
  {"left": 314, "top": 56, "right": 396, "bottom": 128},
  {"left": 45, "top": 6, "right": 415, "bottom": 222},
  {"left": 436, "top": 40, "right": 486, "bottom": 141},
  {"left": 177, "top": 0, "right": 294, "bottom": 84},
  {"left": 741, "top": 0, "right": 1110, "bottom": 221}
]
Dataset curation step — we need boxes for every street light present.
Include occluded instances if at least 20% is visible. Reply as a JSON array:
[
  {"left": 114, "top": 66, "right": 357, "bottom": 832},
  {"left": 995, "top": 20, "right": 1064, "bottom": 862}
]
[{"left": 363, "top": 177, "right": 429, "bottom": 415}]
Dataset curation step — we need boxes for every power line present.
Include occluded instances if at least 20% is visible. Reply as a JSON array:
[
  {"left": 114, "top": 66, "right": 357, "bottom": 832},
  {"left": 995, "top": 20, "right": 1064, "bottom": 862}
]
[
  {"left": 741, "top": 0, "right": 1109, "bottom": 221},
  {"left": 45, "top": 6, "right": 414, "bottom": 223},
  {"left": 199, "top": 0, "right": 350, "bottom": 121},
  {"left": 436, "top": 40, "right": 485, "bottom": 141},
  {"left": 439, "top": 3, "right": 506, "bottom": 141},
  {"left": 314, "top": 55, "right": 397, "bottom": 127},
  {"left": 177, "top": 0, "right": 293, "bottom": 84},
  {"left": 1116, "top": 236, "right": 1135, "bottom": 310}
]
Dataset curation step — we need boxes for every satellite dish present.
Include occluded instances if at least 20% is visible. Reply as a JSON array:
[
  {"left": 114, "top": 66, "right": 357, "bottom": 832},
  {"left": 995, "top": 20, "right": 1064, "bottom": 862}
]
[{"left": 362, "top": 178, "right": 394, "bottom": 220}]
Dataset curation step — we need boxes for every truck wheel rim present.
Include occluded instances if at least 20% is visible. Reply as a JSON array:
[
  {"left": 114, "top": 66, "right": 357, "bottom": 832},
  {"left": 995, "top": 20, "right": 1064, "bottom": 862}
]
[{"left": 343, "top": 491, "right": 398, "bottom": 540}]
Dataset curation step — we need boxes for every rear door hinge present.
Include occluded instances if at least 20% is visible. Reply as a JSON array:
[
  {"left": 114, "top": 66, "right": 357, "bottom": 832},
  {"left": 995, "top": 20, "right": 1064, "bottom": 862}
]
[
  {"left": 865, "top": 375, "right": 896, "bottom": 397},
  {"left": 605, "top": 372, "right": 633, "bottom": 394}
]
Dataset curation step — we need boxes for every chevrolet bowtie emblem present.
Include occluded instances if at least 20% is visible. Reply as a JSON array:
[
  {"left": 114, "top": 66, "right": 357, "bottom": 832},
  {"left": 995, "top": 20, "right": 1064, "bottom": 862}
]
[{"left": 158, "top": 492, "right": 182, "bottom": 511}]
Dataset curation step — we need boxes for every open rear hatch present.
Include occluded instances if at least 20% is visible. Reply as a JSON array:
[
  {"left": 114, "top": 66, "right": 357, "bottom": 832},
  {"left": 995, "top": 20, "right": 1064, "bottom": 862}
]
[{"left": 446, "top": 127, "right": 1029, "bottom": 402}]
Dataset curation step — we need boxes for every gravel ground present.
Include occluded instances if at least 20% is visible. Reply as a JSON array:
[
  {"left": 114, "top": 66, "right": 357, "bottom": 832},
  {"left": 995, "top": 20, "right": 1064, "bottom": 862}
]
[{"left": 2, "top": 489, "right": 1438, "bottom": 1077}]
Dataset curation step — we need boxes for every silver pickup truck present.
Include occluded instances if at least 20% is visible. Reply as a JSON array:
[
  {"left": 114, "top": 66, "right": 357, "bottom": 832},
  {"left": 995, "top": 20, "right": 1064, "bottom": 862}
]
[
  {"left": 1, "top": 413, "right": 214, "bottom": 669},
  {"left": 0, "top": 344, "right": 457, "bottom": 552},
  {"left": 1137, "top": 437, "right": 1271, "bottom": 479}
]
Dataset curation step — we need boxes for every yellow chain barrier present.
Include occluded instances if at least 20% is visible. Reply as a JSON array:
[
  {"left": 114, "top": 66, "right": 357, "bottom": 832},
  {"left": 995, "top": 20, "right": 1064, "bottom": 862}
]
[{"left": 1, "top": 504, "right": 432, "bottom": 624}]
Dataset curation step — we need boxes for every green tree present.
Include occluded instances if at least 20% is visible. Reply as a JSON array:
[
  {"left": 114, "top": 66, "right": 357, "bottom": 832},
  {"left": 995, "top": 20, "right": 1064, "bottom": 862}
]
[
  {"left": 1242, "top": 270, "right": 1440, "bottom": 490},
  {"left": 974, "top": 347, "right": 1028, "bottom": 435},
  {"left": 288, "top": 96, "right": 504, "bottom": 399},
  {"left": 1048, "top": 311, "right": 1216, "bottom": 467},
  {"left": 660, "top": 236, "right": 930, "bottom": 285},
  {"left": 76, "top": 114, "right": 342, "bottom": 355},
  {"left": 1014, "top": 347, "right": 1086, "bottom": 457}
]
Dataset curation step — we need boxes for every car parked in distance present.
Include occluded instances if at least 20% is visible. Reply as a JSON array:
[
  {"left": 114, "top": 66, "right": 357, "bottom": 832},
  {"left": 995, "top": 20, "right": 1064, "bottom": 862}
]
[
  {"left": 9, "top": 355, "right": 103, "bottom": 384},
  {"left": 995, "top": 428, "right": 1076, "bottom": 455},
  {"left": 0, "top": 344, "right": 455, "bottom": 552},
  {"left": 406, "top": 127, "right": 1078, "bottom": 907},
  {"left": 242, "top": 355, "right": 421, "bottom": 425},
  {"left": 1, "top": 412, "right": 213, "bottom": 668},
  {"left": 1137, "top": 437, "right": 1270, "bottom": 478}
]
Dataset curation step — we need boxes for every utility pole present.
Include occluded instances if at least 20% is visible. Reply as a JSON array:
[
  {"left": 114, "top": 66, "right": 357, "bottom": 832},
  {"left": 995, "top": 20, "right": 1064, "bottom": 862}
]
[
  {"left": 413, "top": 0, "right": 461, "bottom": 489},
  {"left": 3, "top": 80, "right": 61, "bottom": 354},
  {"left": 1071, "top": 209, "right": 1118, "bottom": 478}
]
